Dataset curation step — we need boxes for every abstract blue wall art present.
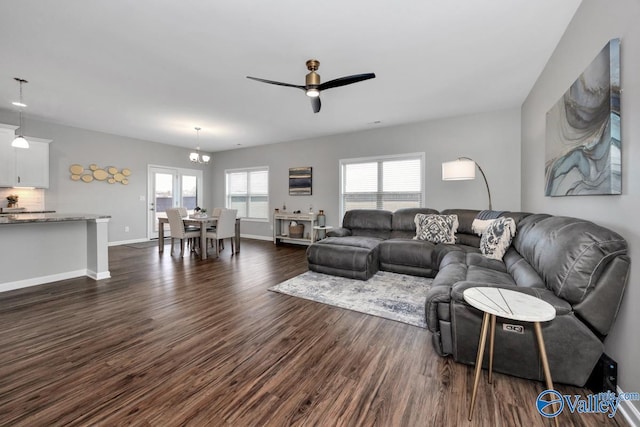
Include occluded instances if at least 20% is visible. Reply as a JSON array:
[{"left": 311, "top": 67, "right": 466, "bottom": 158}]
[
  {"left": 289, "top": 167, "right": 312, "bottom": 195},
  {"left": 545, "top": 38, "right": 621, "bottom": 196}
]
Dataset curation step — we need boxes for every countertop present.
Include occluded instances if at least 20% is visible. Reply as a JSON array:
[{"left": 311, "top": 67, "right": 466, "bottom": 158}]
[{"left": 0, "top": 213, "right": 111, "bottom": 224}]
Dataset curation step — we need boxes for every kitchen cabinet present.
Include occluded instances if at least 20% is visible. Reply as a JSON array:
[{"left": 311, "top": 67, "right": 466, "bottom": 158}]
[{"left": 0, "top": 125, "right": 51, "bottom": 188}]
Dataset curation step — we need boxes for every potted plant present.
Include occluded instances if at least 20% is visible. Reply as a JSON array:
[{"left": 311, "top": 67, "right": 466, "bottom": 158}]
[{"left": 6, "top": 194, "right": 19, "bottom": 208}]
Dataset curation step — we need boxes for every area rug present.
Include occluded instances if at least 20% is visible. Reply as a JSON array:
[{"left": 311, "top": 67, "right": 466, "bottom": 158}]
[{"left": 269, "top": 271, "right": 432, "bottom": 328}]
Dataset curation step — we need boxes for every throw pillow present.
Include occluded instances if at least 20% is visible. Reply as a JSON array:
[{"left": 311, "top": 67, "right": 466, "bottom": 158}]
[
  {"left": 480, "top": 217, "right": 517, "bottom": 260},
  {"left": 413, "top": 214, "right": 459, "bottom": 244},
  {"left": 471, "top": 218, "right": 495, "bottom": 236}
]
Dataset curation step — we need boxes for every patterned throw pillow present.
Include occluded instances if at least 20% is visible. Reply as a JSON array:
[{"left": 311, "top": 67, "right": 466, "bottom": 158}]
[
  {"left": 413, "top": 214, "right": 459, "bottom": 244},
  {"left": 480, "top": 217, "right": 517, "bottom": 260}
]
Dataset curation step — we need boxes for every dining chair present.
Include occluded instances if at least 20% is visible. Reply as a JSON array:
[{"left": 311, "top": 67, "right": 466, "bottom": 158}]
[
  {"left": 166, "top": 208, "right": 201, "bottom": 257},
  {"left": 205, "top": 208, "right": 237, "bottom": 258},
  {"left": 207, "top": 207, "right": 224, "bottom": 249}
]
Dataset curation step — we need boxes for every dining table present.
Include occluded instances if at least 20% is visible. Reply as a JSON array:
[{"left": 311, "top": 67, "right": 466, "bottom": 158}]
[{"left": 157, "top": 214, "right": 241, "bottom": 260}]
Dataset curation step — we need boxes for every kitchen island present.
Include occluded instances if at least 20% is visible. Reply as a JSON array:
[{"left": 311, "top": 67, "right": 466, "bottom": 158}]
[{"left": 0, "top": 213, "right": 110, "bottom": 292}]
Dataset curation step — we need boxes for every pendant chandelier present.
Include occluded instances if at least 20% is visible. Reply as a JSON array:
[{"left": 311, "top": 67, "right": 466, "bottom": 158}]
[
  {"left": 189, "top": 127, "right": 210, "bottom": 164},
  {"left": 12, "top": 77, "right": 29, "bottom": 149}
]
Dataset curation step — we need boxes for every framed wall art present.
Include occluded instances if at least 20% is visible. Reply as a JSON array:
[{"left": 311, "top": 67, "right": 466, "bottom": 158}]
[
  {"left": 544, "top": 38, "right": 621, "bottom": 196},
  {"left": 289, "top": 167, "right": 312, "bottom": 196}
]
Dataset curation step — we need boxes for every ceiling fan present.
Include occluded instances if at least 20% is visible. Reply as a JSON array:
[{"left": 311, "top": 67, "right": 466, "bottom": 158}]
[{"left": 246, "top": 59, "right": 375, "bottom": 113}]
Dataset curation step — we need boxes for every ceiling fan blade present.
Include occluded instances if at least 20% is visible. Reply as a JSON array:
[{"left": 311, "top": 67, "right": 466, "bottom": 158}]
[
  {"left": 311, "top": 97, "right": 321, "bottom": 113},
  {"left": 317, "top": 73, "right": 376, "bottom": 91},
  {"left": 246, "top": 76, "right": 305, "bottom": 90}
]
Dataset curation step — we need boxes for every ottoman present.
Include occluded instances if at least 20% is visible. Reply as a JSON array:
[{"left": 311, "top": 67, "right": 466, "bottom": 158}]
[{"left": 306, "top": 236, "right": 382, "bottom": 280}]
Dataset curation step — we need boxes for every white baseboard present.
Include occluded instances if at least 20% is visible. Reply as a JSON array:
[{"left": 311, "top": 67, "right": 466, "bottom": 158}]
[
  {"left": 0, "top": 269, "right": 87, "bottom": 293},
  {"left": 618, "top": 385, "right": 640, "bottom": 426},
  {"left": 109, "top": 237, "right": 151, "bottom": 246},
  {"left": 87, "top": 270, "right": 111, "bottom": 280},
  {"left": 240, "top": 234, "right": 273, "bottom": 241}
]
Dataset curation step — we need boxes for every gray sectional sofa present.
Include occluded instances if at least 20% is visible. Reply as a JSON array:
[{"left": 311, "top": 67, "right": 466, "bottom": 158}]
[{"left": 306, "top": 208, "right": 630, "bottom": 386}]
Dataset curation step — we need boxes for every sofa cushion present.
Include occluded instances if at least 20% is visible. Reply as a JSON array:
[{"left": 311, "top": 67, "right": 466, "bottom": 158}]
[
  {"left": 378, "top": 239, "right": 437, "bottom": 277},
  {"left": 390, "top": 207, "right": 440, "bottom": 239},
  {"left": 513, "top": 214, "right": 628, "bottom": 304},
  {"left": 503, "top": 249, "right": 545, "bottom": 288},
  {"left": 480, "top": 217, "right": 516, "bottom": 260},
  {"left": 342, "top": 209, "right": 393, "bottom": 239},
  {"left": 414, "top": 214, "right": 458, "bottom": 244}
]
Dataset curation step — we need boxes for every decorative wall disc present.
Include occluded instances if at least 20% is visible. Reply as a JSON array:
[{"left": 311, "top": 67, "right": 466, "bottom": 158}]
[
  {"left": 70, "top": 164, "right": 132, "bottom": 184},
  {"left": 93, "top": 169, "right": 109, "bottom": 180},
  {"left": 69, "top": 164, "right": 84, "bottom": 174}
]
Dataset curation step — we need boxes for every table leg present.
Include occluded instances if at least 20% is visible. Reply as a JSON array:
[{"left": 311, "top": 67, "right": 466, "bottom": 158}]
[
  {"left": 534, "top": 322, "right": 559, "bottom": 427},
  {"left": 488, "top": 314, "right": 496, "bottom": 384},
  {"left": 469, "top": 311, "right": 491, "bottom": 421},
  {"left": 158, "top": 219, "right": 164, "bottom": 253},
  {"left": 201, "top": 225, "right": 208, "bottom": 260},
  {"left": 235, "top": 219, "right": 240, "bottom": 253}
]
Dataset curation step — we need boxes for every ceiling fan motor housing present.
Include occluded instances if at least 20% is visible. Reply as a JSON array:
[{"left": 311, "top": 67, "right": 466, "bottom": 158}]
[{"left": 305, "top": 59, "right": 320, "bottom": 87}]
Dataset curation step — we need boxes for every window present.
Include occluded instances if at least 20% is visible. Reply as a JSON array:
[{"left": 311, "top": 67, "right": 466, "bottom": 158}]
[
  {"left": 340, "top": 153, "right": 424, "bottom": 218},
  {"left": 226, "top": 167, "right": 269, "bottom": 220}
]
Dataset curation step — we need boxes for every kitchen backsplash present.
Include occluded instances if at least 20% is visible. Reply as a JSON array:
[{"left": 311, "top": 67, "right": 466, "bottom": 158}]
[{"left": 0, "top": 188, "right": 45, "bottom": 211}]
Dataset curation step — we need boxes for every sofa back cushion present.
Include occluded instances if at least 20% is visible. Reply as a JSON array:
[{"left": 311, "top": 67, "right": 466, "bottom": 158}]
[
  {"left": 390, "top": 207, "right": 440, "bottom": 239},
  {"left": 343, "top": 209, "right": 393, "bottom": 239},
  {"left": 513, "top": 214, "right": 628, "bottom": 305},
  {"left": 441, "top": 209, "right": 481, "bottom": 247}
]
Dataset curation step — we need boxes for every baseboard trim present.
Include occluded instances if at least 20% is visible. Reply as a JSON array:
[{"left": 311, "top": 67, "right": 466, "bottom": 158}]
[
  {"left": 618, "top": 385, "right": 640, "bottom": 426},
  {"left": 240, "top": 234, "right": 273, "bottom": 241},
  {"left": 109, "top": 237, "right": 151, "bottom": 246},
  {"left": 0, "top": 269, "right": 87, "bottom": 293},
  {"left": 87, "top": 270, "right": 111, "bottom": 280}
]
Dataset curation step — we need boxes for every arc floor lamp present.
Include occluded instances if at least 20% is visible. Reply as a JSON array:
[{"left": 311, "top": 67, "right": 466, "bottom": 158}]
[{"left": 442, "top": 157, "right": 492, "bottom": 210}]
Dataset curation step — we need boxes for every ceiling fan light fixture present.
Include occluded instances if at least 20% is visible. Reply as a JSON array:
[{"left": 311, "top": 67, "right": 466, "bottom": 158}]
[{"left": 306, "top": 88, "right": 320, "bottom": 97}]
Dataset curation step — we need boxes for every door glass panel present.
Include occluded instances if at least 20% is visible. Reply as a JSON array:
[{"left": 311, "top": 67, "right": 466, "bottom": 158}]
[
  {"left": 181, "top": 175, "right": 197, "bottom": 212},
  {"left": 154, "top": 172, "right": 174, "bottom": 232}
]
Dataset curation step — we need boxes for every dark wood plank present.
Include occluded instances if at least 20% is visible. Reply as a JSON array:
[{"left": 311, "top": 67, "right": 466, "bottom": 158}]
[{"left": 0, "top": 240, "right": 629, "bottom": 426}]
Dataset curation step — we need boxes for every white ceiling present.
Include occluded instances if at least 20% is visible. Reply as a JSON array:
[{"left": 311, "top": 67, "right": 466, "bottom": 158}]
[{"left": 0, "top": 0, "right": 581, "bottom": 153}]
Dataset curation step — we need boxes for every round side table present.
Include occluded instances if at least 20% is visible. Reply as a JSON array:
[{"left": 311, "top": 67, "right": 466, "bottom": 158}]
[
  {"left": 313, "top": 225, "right": 333, "bottom": 241},
  {"left": 463, "top": 287, "right": 557, "bottom": 426}
]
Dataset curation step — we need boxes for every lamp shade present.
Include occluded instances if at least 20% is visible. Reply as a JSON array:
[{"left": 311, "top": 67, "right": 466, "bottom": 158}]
[
  {"left": 12, "top": 135, "right": 29, "bottom": 149},
  {"left": 189, "top": 152, "right": 199, "bottom": 162},
  {"left": 442, "top": 159, "right": 476, "bottom": 181}
]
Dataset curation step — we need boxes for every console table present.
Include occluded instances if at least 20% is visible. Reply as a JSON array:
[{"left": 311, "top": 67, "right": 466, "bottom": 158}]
[
  {"left": 463, "top": 287, "right": 558, "bottom": 426},
  {"left": 273, "top": 212, "right": 317, "bottom": 246}
]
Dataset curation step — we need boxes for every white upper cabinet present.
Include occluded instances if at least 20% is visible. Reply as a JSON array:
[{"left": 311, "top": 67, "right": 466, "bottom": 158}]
[{"left": 0, "top": 124, "right": 51, "bottom": 188}]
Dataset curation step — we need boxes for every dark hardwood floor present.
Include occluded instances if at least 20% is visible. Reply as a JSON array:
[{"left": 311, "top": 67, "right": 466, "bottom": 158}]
[{"left": 0, "top": 239, "right": 629, "bottom": 426}]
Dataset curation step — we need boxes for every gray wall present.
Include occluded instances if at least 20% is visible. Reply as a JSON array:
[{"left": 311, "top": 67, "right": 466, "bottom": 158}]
[
  {"left": 521, "top": 0, "right": 640, "bottom": 406},
  {"left": 0, "top": 109, "right": 212, "bottom": 243},
  {"left": 211, "top": 107, "right": 522, "bottom": 238}
]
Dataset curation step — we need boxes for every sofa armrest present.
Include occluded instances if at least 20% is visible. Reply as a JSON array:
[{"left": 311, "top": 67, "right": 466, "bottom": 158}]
[
  {"left": 327, "top": 227, "right": 352, "bottom": 237},
  {"left": 425, "top": 284, "right": 454, "bottom": 332},
  {"left": 451, "top": 281, "right": 572, "bottom": 316}
]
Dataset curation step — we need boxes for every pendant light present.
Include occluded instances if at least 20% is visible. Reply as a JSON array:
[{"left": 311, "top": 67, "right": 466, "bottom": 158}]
[
  {"left": 12, "top": 77, "right": 29, "bottom": 149},
  {"left": 189, "top": 127, "right": 210, "bottom": 164}
]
